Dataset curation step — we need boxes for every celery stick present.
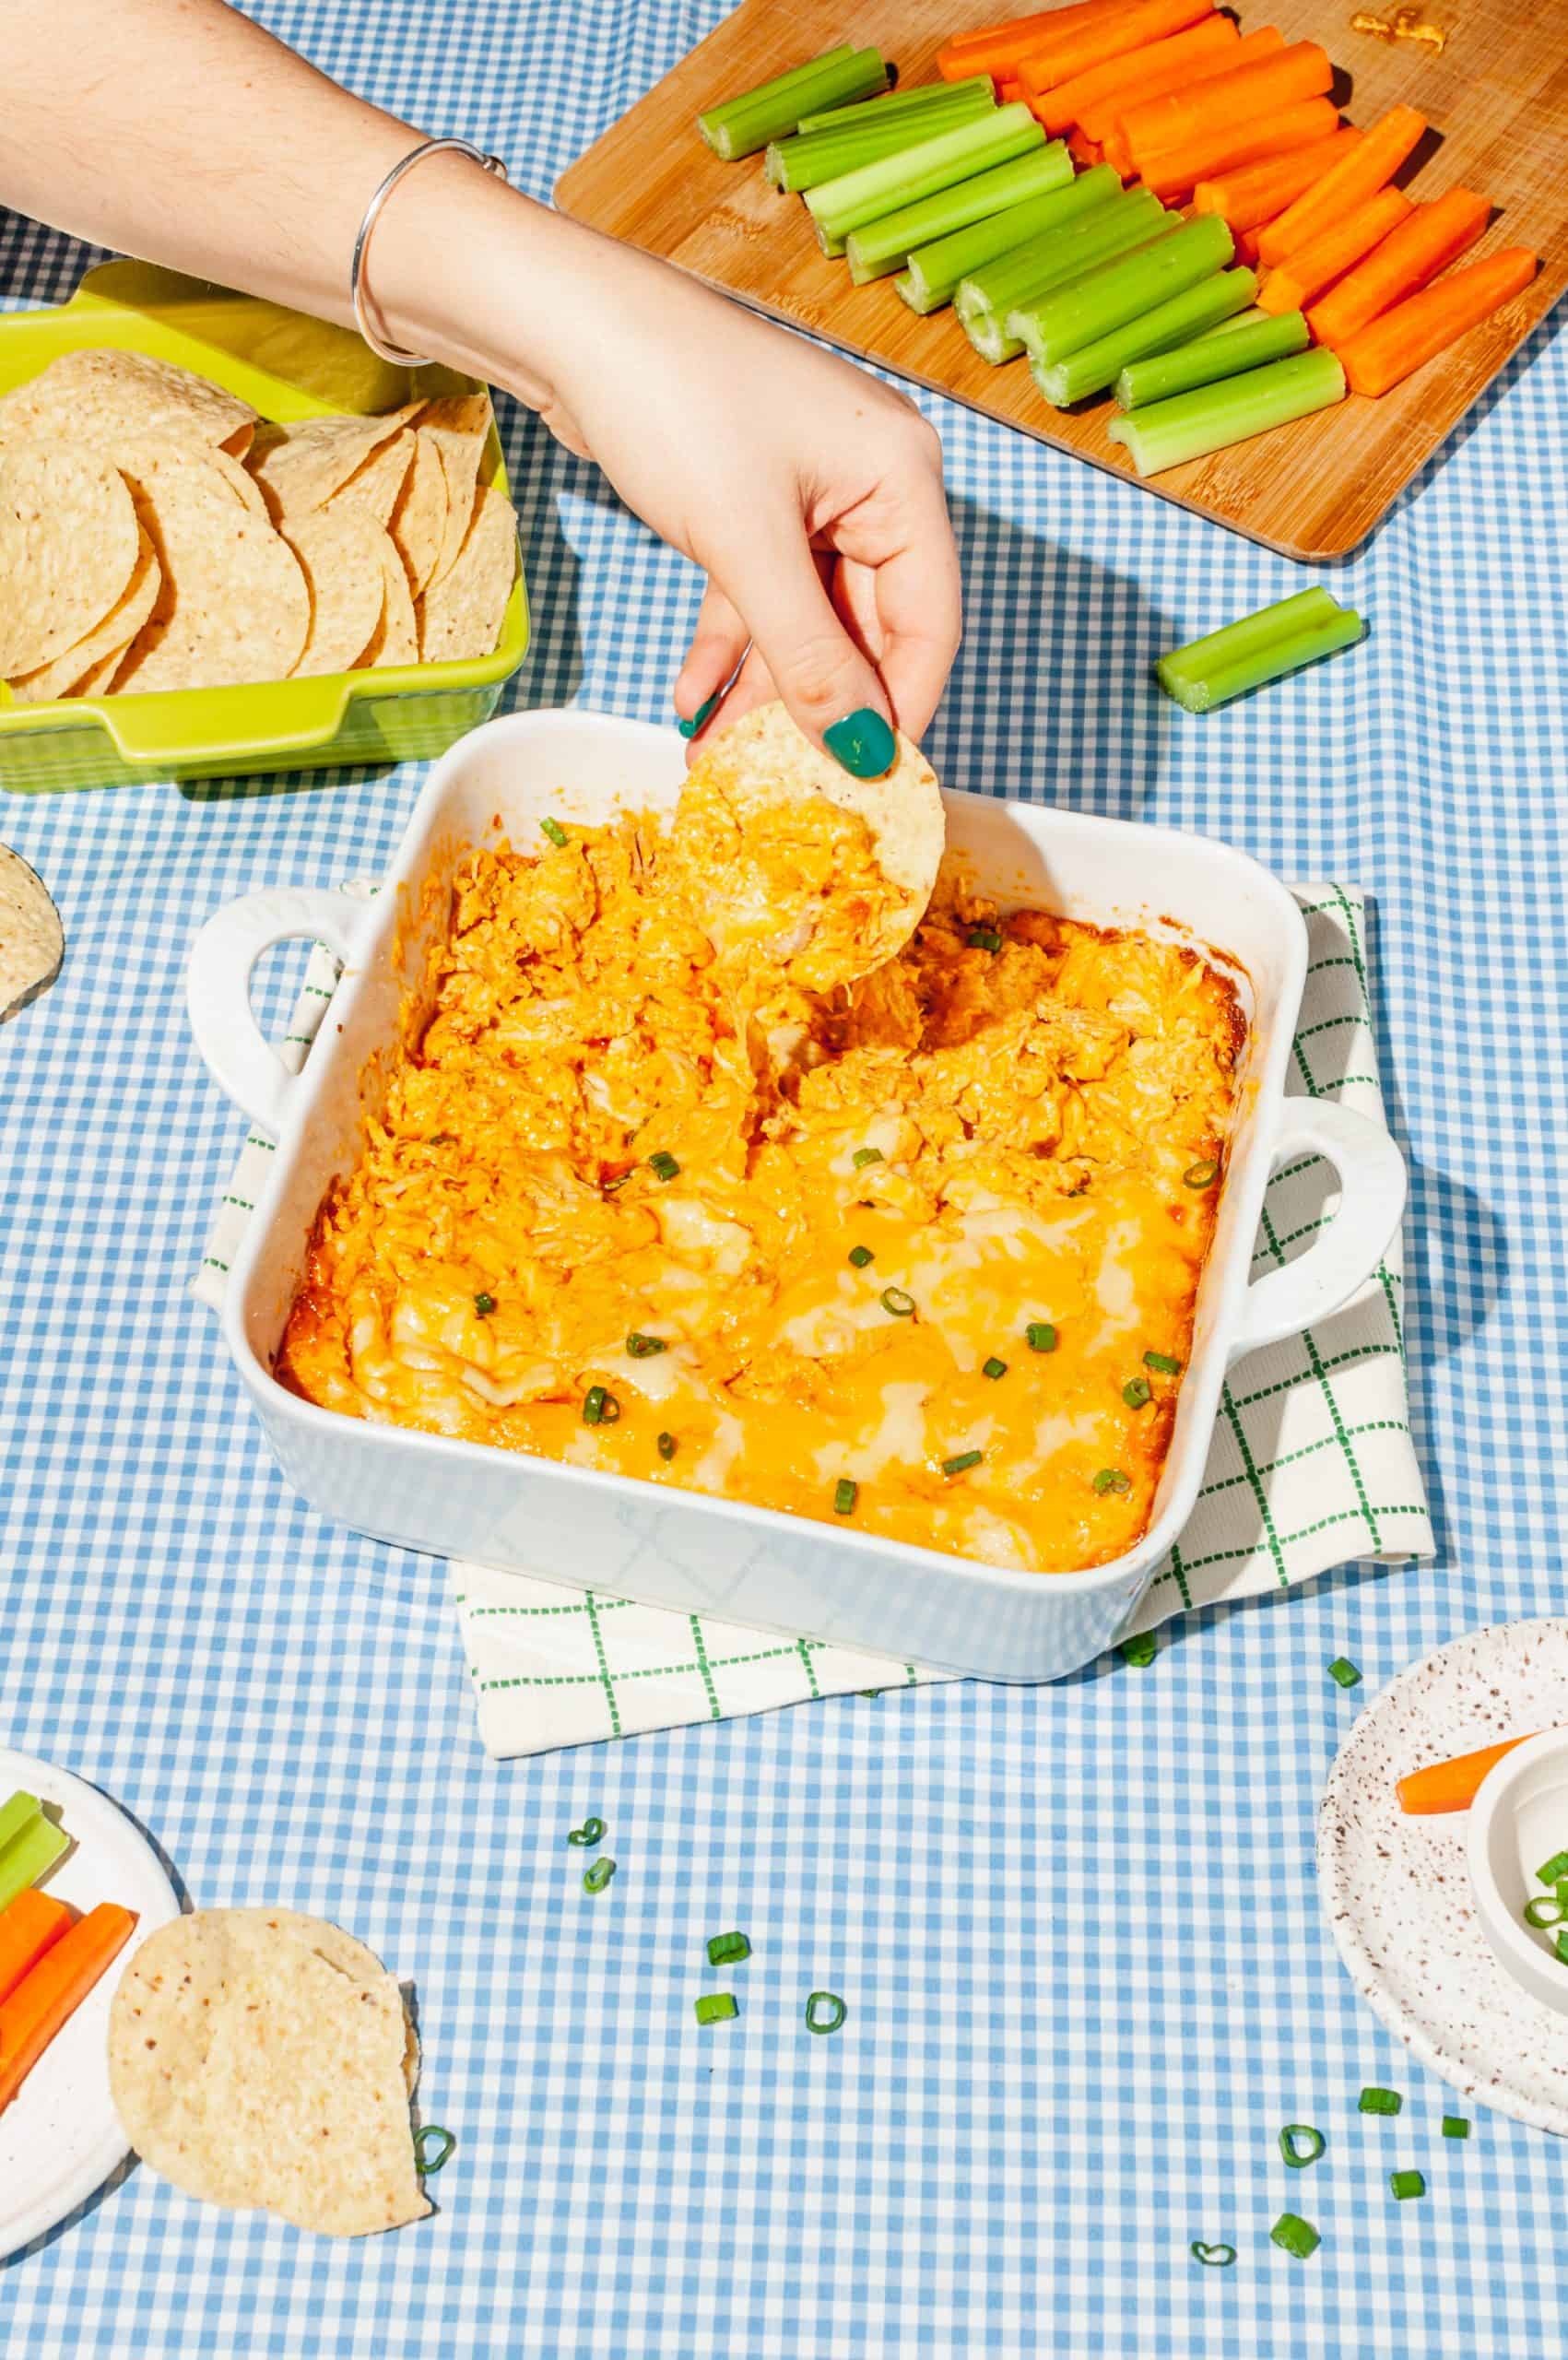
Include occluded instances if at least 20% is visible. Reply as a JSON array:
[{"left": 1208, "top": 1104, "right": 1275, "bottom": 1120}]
[
  {"left": 846, "top": 144, "right": 1072, "bottom": 284},
  {"left": 955, "top": 187, "right": 1165, "bottom": 325},
  {"left": 1030, "top": 267, "right": 1256, "bottom": 406},
  {"left": 798, "top": 76, "right": 994, "bottom": 133},
  {"left": 1013, "top": 215, "right": 1233, "bottom": 370},
  {"left": 897, "top": 164, "right": 1122, "bottom": 313},
  {"left": 1105, "top": 348, "right": 1347, "bottom": 477},
  {"left": 1115, "top": 310, "right": 1308, "bottom": 410},
  {"left": 767, "top": 88, "right": 995, "bottom": 194},
  {"left": 1156, "top": 590, "right": 1364, "bottom": 712},
  {"left": 960, "top": 199, "right": 1171, "bottom": 363},
  {"left": 701, "top": 48, "right": 887, "bottom": 159},
  {"left": 807, "top": 102, "right": 1043, "bottom": 244},
  {"left": 0, "top": 1800, "right": 68, "bottom": 1911}
]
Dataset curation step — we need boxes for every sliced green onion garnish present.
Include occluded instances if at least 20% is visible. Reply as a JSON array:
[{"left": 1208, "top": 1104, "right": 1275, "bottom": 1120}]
[
  {"left": 853, "top": 1146, "right": 884, "bottom": 1170},
  {"left": 695, "top": 1990, "right": 738, "bottom": 2024},
  {"left": 626, "top": 1332, "right": 667, "bottom": 1358},
  {"left": 1116, "top": 308, "right": 1310, "bottom": 411},
  {"left": 473, "top": 1291, "right": 496, "bottom": 1317},
  {"left": 567, "top": 1816, "right": 606, "bottom": 1847},
  {"left": 1523, "top": 1896, "right": 1565, "bottom": 1929},
  {"left": 539, "top": 817, "right": 568, "bottom": 848},
  {"left": 806, "top": 101, "right": 1043, "bottom": 247},
  {"left": 1442, "top": 2117, "right": 1470, "bottom": 2139},
  {"left": 583, "top": 1857, "right": 616, "bottom": 1893},
  {"left": 1279, "top": 2124, "right": 1326, "bottom": 2169},
  {"left": 1144, "top": 1351, "right": 1181, "bottom": 1375},
  {"left": 845, "top": 143, "right": 1072, "bottom": 286},
  {"left": 656, "top": 1431, "right": 677, "bottom": 1461},
  {"left": 1120, "top": 1632, "right": 1158, "bottom": 1668},
  {"left": 1026, "top": 1321, "right": 1057, "bottom": 1352},
  {"left": 880, "top": 1286, "right": 915, "bottom": 1317},
  {"left": 848, "top": 1245, "right": 875, "bottom": 1268},
  {"left": 1184, "top": 1159, "right": 1220, "bottom": 1189},
  {"left": 806, "top": 1990, "right": 846, "bottom": 2035},
  {"left": 982, "top": 1356, "right": 1008, "bottom": 1381},
  {"left": 706, "top": 1929, "right": 751, "bottom": 1965},
  {"left": 1389, "top": 2170, "right": 1425, "bottom": 2201},
  {"left": 1123, "top": 1377, "right": 1152, "bottom": 1409},
  {"left": 1156, "top": 586, "right": 1365, "bottom": 714},
  {"left": 1106, "top": 346, "right": 1346, "bottom": 479},
  {"left": 1553, "top": 1928, "right": 1568, "bottom": 1964},
  {"left": 583, "top": 1386, "right": 620, "bottom": 1427},
  {"left": 1190, "top": 2241, "right": 1236, "bottom": 2268},
  {"left": 833, "top": 1477, "right": 858, "bottom": 1516},
  {"left": 1537, "top": 1850, "right": 1568, "bottom": 1885},
  {"left": 1327, "top": 1657, "right": 1362, "bottom": 1689},
  {"left": 1093, "top": 1468, "right": 1130, "bottom": 1495},
  {"left": 414, "top": 2125, "right": 456, "bottom": 2175},
  {"left": 648, "top": 1150, "right": 680, "bottom": 1181},
  {"left": 942, "top": 1450, "right": 983, "bottom": 1477},
  {"left": 1358, "top": 2086, "right": 1401, "bottom": 2115},
  {"left": 1270, "top": 2212, "right": 1320, "bottom": 2260},
  {"left": 967, "top": 926, "right": 1003, "bottom": 951},
  {"left": 1029, "top": 266, "right": 1258, "bottom": 409}
]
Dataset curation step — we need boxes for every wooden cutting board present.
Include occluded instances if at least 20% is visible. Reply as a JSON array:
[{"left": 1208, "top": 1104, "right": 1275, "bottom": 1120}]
[{"left": 556, "top": 0, "right": 1568, "bottom": 557}]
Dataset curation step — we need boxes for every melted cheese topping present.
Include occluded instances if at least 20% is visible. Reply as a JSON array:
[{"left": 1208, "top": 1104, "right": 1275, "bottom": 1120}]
[{"left": 277, "top": 813, "right": 1244, "bottom": 1575}]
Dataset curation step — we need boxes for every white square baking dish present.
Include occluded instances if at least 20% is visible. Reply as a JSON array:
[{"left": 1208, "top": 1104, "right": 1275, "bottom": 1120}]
[{"left": 187, "top": 708, "right": 1406, "bottom": 1682}]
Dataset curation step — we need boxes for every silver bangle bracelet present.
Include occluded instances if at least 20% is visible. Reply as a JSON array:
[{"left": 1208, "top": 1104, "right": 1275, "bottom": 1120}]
[{"left": 349, "top": 136, "right": 509, "bottom": 368}]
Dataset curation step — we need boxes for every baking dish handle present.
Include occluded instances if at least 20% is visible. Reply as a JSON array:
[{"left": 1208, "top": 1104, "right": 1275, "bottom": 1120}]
[
  {"left": 1228, "top": 1097, "right": 1407, "bottom": 1361},
  {"left": 186, "top": 887, "right": 371, "bottom": 1138}
]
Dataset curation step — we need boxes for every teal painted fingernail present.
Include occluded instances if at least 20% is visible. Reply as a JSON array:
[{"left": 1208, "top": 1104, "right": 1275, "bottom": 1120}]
[
  {"left": 823, "top": 707, "right": 896, "bottom": 779},
  {"left": 677, "top": 691, "right": 718, "bottom": 740}
]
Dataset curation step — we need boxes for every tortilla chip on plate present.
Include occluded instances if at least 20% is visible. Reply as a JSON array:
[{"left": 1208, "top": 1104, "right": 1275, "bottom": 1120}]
[
  {"left": 0, "top": 348, "right": 256, "bottom": 456},
  {"left": 387, "top": 430, "right": 448, "bottom": 596},
  {"left": 8, "top": 521, "right": 161, "bottom": 703},
  {"left": 326, "top": 429, "right": 416, "bottom": 530},
  {"left": 361, "top": 534, "right": 419, "bottom": 667},
  {"left": 112, "top": 446, "right": 310, "bottom": 693},
  {"left": 415, "top": 484, "right": 515, "bottom": 664},
  {"left": 247, "top": 405, "right": 421, "bottom": 523},
  {"left": 285, "top": 508, "right": 393, "bottom": 678},
  {"left": 0, "top": 439, "right": 141, "bottom": 676},
  {"left": 417, "top": 395, "right": 492, "bottom": 587},
  {"left": 0, "top": 842, "right": 65, "bottom": 1021}
]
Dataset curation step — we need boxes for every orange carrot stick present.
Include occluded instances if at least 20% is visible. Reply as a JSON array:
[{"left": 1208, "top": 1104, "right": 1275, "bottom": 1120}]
[
  {"left": 0, "top": 1902, "right": 136, "bottom": 2115},
  {"left": 1022, "top": 10, "right": 1236, "bottom": 131},
  {"left": 1307, "top": 185, "right": 1491, "bottom": 346},
  {"left": 1193, "top": 128, "right": 1362, "bottom": 231},
  {"left": 0, "top": 1890, "right": 74, "bottom": 2008},
  {"left": 999, "top": 77, "right": 1026, "bottom": 99},
  {"left": 1397, "top": 1733, "right": 1538, "bottom": 1815},
  {"left": 1120, "top": 41, "right": 1332, "bottom": 165},
  {"left": 1008, "top": 0, "right": 1217, "bottom": 94},
  {"left": 1065, "top": 126, "right": 1105, "bottom": 162},
  {"left": 937, "top": 0, "right": 1138, "bottom": 78},
  {"left": 1257, "top": 185, "right": 1412, "bottom": 313},
  {"left": 1256, "top": 102, "right": 1425, "bottom": 268},
  {"left": 1089, "top": 24, "right": 1285, "bottom": 148},
  {"left": 943, "top": 0, "right": 1129, "bottom": 54},
  {"left": 1137, "top": 97, "right": 1340, "bottom": 197},
  {"left": 1338, "top": 245, "right": 1540, "bottom": 396}
]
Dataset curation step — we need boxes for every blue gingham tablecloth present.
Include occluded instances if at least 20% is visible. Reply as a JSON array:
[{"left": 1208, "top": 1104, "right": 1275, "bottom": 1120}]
[{"left": 0, "top": 4, "right": 1564, "bottom": 2354}]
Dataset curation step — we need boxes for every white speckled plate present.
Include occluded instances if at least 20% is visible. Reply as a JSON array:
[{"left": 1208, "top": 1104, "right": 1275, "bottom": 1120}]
[
  {"left": 1318, "top": 1621, "right": 1568, "bottom": 2135},
  {"left": 0, "top": 1747, "right": 180, "bottom": 2260}
]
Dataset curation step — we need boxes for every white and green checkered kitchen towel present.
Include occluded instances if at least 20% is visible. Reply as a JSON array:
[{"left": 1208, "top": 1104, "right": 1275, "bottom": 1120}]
[{"left": 195, "top": 881, "right": 1430, "bottom": 1756}]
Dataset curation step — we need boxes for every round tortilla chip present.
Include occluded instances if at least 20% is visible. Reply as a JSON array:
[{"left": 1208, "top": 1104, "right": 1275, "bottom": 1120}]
[
  {"left": 246, "top": 405, "right": 421, "bottom": 523},
  {"left": 111, "top": 449, "right": 309, "bottom": 694},
  {"left": 8, "top": 521, "right": 161, "bottom": 702},
  {"left": 360, "top": 535, "right": 419, "bottom": 668},
  {"left": 415, "top": 485, "right": 515, "bottom": 665},
  {"left": 388, "top": 431, "right": 448, "bottom": 596},
  {"left": 0, "top": 841, "right": 64, "bottom": 1021},
  {"left": 109, "top": 1907, "right": 429, "bottom": 2238},
  {"left": 285, "top": 509, "right": 392, "bottom": 678},
  {"left": 418, "top": 395, "right": 493, "bottom": 587},
  {"left": 0, "top": 347, "right": 256, "bottom": 454},
  {"left": 326, "top": 430, "right": 415, "bottom": 530},
  {"left": 0, "top": 440, "right": 141, "bottom": 675}
]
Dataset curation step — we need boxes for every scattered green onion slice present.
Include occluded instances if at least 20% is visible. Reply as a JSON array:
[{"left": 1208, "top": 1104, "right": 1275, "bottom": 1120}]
[
  {"left": 1093, "top": 1468, "right": 1131, "bottom": 1496},
  {"left": 967, "top": 926, "right": 1003, "bottom": 951},
  {"left": 942, "top": 1449, "right": 983, "bottom": 1477},
  {"left": 1389, "top": 2170, "right": 1425, "bottom": 2201},
  {"left": 1525, "top": 1896, "right": 1567, "bottom": 1928},
  {"left": 1327, "top": 1657, "right": 1362, "bottom": 1688},
  {"left": 1270, "top": 2212, "right": 1320, "bottom": 2260},
  {"left": 983, "top": 1356, "right": 1008, "bottom": 1381},
  {"left": 1442, "top": 2117, "right": 1469, "bottom": 2139},
  {"left": 1120, "top": 1632, "right": 1158, "bottom": 1668},
  {"left": 656, "top": 1431, "right": 677, "bottom": 1461},
  {"left": 806, "top": 1990, "right": 847, "bottom": 2035},
  {"left": 695, "top": 1991, "right": 739, "bottom": 2024},
  {"left": 707, "top": 1930, "right": 750, "bottom": 1965},
  {"left": 648, "top": 1150, "right": 680, "bottom": 1181},
  {"left": 853, "top": 1146, "right": 885, "bottom": 1170},
  {"left": 1190, "top": 2240, "right": 1236, "bottom": 2268},
  {"left": 849, "top": 1245, "right": 875, "bottom": 1268},
  {"left": 1184, "top": 1159, "right": 1220, "bottom": 1189},
  {"left": 583, "top": 1386, "right": 620, "bottom": 1427},
  {"left": 1552, "top": 1927, "right": 1568, "bottom": 1964},
  {"left": 583, "top": 1858, "right": 617, "bottom": 1894},
  {"left": 1123, "top": 1376, "right": 1152, "bottom": 1409},
  {"left": 414, "top": 2125, "right": 456, "bottom": 2175},
  {"left": 1358, "top": 2086, "right": 1401, "bottom": 2116},
  {"left": 1026, "top": 1321, "right": 1057, "bottom": 1352},
  {"left": 880, "top": 1286, "right": 916, "bottom": 1318},
  {"left": 1537, "top": 1850, "right": 1568, "bottom": 1885},
  {"left": 567, "top": 1816, "right": 606, "bottom": 1847},
  {"left": 1279, "top": 2124, "right": 1326, "bottom": 2169},
  {"left": 473, "top": 1292, "right": 496, "bottom": 1317},
  {"left": 626, "top": 1332, "right": 667, "bottom": 1358},
  {"left": 833, "top": 1477, "right": 859, "bottom": 1516},
  {"left": 539, "top": 818, "right": 568, "bottom": 848},
  {"left": 1144, "top": 1350, "right": 1181, "bottom": 1375}
]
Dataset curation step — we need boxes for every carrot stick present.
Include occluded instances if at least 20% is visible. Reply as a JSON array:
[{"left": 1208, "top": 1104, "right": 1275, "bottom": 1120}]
[
  {"left": 1120, "top": 41, "right": 1331, "bottom": 167},
  {"left": 1397, "top": 1733, "right": 1537, "bottom": 1815},
  {"left": 1193, "top": 128, "right": 1362, "bottom": 232},
  {"left": 1257, "top": 185, "right": 1412, "bottom": 313},
  {"left": 0, "top": 1901, "right": 136, "bottom": 2115},
  {"left": 937, "top": 0, "right": 1138, "bottom": 78},
  {"left": 1022, "top": 11, "right": 1236, "bottom": 132},
  {"left": 1008, "top": 0, "right": 1217, "bottom": 95},
  {"left": 1080, "top": 21, "right": 1282, "bottom": 142},
  {"left": 1066, "top": 127, "right": 1105, "bottom": 162},
  {"left": 0, "top": 1890, "right": 74, "bottom": 2008},
  {"left": 1137, "top": 97, "right": 1340, "bottom": 197},
  {"left": 942, "top": 0, "right": 1129, "bottom": 55},
  {"left": 999, "top": 77, "right": 1026, "bottom": 99},
  {"left": 1307, "top": 185, "right": 1491, "bottom": 346},
  {"left": 1338, "top": 245, "right": 1540, "bottom": 396},
  {"left": 1256, "top": 102, "right": 1425, "bottom": 268}
]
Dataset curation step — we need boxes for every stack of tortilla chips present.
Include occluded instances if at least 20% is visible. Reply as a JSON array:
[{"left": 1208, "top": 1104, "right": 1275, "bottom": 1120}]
[{"left": 0, "top": 349, "right": 517, "bottom": 702}]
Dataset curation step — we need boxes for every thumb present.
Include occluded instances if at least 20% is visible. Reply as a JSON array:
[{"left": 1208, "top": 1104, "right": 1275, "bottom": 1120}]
[{"left": 718, "top": 523, "right": 896, "bottom": 780}]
